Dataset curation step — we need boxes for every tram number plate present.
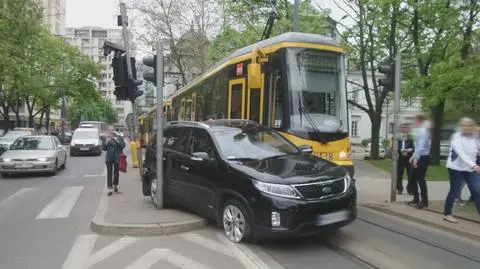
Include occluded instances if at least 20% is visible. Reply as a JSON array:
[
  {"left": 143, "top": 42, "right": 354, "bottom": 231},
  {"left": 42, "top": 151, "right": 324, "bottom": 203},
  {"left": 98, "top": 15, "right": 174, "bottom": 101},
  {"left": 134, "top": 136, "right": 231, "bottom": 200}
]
[{"left": 313, "top": 152, "right": 334, "bottom": 161}]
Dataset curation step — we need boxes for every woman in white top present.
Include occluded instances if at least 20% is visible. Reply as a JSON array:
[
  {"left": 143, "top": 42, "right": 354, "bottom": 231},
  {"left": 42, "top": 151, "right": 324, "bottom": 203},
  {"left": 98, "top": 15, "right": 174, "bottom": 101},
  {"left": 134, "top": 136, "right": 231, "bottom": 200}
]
[{"left": 444, "top": 117, "right": 480, "bottom": 223}]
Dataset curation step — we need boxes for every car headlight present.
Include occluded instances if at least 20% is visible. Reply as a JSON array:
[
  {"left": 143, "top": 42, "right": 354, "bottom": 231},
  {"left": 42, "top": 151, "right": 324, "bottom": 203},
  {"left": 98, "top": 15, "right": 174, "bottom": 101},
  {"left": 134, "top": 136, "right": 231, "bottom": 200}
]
[
  {"left": 70, "top": 143, "right": 75, "bottom": 146},
  {"left": 252, "top": 180, "right": 300, "bottom": 199},
  {"left": 344, "top": 173, "right": 353, "bottom": 191},
  {"left": 37, "top": 157, "right": 52, "bottom": 162},
  {"left": 1, "top": 158, "right": 11, "bottom": 162},
  {"left": 338, "top": 151, "right": 348, "bottom": 159}
]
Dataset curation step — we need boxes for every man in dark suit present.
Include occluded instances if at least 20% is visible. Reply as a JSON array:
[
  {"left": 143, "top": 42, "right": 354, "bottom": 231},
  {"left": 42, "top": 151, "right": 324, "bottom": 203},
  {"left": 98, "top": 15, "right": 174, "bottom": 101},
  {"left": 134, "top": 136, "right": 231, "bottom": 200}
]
[{"left": 397, "top": 124, "right": 414, "bottom": 194}]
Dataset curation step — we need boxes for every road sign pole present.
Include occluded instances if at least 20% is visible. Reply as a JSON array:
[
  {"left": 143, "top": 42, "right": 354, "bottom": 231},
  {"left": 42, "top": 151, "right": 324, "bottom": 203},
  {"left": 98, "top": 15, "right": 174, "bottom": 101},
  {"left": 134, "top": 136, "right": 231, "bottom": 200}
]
[
  {"left": 390, "top": 54, "right": 401, "bottom": 202},
  {"left": 155, "top": 42, "right": 164, "bottom": 209}
]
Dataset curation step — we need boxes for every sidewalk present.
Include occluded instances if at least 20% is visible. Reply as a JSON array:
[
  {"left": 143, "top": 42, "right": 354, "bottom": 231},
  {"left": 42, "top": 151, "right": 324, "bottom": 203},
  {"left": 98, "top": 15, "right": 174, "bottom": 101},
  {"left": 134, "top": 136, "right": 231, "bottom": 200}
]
[
  {"left": 355, "top": 160, "right": 480, "bottom": 240},
  {"left": 90, "top": 151, "right": 207, "bottom": 237}
]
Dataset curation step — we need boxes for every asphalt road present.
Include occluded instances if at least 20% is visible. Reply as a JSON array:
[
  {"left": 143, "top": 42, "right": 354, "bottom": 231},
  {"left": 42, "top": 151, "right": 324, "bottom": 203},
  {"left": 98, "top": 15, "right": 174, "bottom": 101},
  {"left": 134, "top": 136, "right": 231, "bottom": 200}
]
[{"left": 1, "top": 152, "right": 479, "bottom": 269}]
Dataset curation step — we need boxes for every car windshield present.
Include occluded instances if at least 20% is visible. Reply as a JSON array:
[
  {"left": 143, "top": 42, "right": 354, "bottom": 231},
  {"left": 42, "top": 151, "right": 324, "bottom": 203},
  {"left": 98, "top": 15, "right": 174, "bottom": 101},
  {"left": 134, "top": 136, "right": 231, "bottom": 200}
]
[
  {"left": 73, "top": 131, "right": 98, "bottom": 139},
  {"left": 11, "top": 137, "right": 53, "bottom": 150},
  {"left": 213, "top": 129, "right": 299, "bottom": 160},
  {"left": 2, "top": 131, "right": 29, "bottom": 140}
]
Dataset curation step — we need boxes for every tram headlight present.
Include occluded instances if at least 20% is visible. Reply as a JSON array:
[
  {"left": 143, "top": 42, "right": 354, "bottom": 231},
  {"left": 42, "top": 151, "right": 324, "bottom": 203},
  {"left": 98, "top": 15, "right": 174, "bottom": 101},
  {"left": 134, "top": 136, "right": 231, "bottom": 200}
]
[{"left": 338, "top": 151, "right": 348, "bottom": 159}]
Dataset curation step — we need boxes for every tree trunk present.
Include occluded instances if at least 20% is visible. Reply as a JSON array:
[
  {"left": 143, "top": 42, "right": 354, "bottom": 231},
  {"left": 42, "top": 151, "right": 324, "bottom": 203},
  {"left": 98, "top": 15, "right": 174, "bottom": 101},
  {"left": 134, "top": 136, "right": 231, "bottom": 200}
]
[
  {"left": 45, "top": 106, "right": 51, "bottom": 133},
  {"left": 39, "top": 109, "right": 45, "bottom": 127},
  {"left": 370, "top": 116, "right": 381, "bottom": 160},
  {"left": 430, "top": 99, "right": 445, "bottom": 165}
]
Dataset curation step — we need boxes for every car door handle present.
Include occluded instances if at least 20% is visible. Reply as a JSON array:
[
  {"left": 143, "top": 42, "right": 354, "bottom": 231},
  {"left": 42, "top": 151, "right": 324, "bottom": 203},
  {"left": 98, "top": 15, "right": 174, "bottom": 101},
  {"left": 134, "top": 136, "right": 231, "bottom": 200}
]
[{"left": 180, "top": 164, "right": 189, "bottom": 171}]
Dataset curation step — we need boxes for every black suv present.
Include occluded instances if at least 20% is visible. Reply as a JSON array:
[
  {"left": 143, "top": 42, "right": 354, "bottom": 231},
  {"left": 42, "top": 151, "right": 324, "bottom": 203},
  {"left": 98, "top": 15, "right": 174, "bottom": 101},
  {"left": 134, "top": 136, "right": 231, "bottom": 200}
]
[{"left": 142, "top": 120, "right": 356, "bottom": 242}]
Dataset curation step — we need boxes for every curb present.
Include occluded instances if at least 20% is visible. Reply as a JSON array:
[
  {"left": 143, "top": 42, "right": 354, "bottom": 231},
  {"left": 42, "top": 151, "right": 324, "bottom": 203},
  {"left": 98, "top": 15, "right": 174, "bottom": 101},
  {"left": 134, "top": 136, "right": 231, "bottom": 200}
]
[
  {"left": 423, "top": 207, "right": 480, "bottom": 225},
  {"left": 90, "top": 185, "right": 208, "bottom": 237},
  {"left": 359, "top": 203, "right": 480, "bottom": 242}
]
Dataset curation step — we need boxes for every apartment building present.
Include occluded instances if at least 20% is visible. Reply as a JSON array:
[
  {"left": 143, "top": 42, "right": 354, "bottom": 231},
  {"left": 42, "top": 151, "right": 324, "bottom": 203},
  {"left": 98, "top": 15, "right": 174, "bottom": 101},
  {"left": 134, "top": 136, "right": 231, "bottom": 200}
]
[
  {"left": 65, "top": 26, "right": 133, "bottom": 126},
  {"left": 37, "top": 0, "right": 66, "bottom": 35}
]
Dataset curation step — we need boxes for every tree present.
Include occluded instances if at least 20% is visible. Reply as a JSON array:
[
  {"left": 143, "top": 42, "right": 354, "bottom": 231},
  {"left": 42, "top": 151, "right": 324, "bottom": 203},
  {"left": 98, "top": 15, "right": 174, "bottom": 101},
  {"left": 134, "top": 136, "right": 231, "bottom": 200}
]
[
  {"left": 129, "top": 0, "right": 219, "bottom": 84},
  {"left": 68, "top": 99, "right": 117, "bottom": 128},
  {"left": 341, "top": 0, "right": 409, "bottom": 159}
]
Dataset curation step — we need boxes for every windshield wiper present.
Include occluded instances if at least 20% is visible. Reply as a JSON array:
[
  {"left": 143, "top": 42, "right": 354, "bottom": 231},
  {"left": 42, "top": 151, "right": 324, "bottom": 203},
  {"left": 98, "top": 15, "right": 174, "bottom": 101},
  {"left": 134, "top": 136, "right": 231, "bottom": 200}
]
[
  {"left": 297, "top": 91, "right": 325, "bottom": 143},
  {"left": 226, "top": 157, "right": 259, "bottom": 162}
]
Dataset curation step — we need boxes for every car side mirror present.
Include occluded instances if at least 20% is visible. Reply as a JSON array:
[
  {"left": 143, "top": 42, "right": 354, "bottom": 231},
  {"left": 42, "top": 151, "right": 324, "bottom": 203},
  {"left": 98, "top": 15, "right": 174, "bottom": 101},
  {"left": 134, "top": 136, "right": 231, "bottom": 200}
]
[
  {"left": 191, "top": 152, "right": 209, "bottom": 161},
  {"left": 298, "top": 145, "right": 313, "bottom": 154}
]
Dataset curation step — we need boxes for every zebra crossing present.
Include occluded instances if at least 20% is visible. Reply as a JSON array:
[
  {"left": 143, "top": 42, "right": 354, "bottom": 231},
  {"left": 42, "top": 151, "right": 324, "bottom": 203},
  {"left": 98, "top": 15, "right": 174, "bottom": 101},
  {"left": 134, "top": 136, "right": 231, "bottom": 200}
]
[
  {"left": 0, "top": 185, "right": 94, "bottom": 221},
  {"left": 62, "top": 230, "right": 278, "bottom": 269}
]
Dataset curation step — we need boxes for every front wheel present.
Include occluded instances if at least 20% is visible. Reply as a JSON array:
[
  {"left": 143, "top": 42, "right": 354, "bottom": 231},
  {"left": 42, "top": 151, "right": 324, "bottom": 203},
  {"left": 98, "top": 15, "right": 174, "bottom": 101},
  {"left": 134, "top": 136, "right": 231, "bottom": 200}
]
[{"left": 222, "top": 199, "right": 253, "bottom": 243}]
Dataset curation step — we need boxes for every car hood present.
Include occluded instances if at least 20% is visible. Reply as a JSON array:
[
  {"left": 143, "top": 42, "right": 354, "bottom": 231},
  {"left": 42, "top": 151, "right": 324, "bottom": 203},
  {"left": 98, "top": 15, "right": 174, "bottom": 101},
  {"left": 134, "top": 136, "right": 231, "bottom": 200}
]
[
  {"left": 2, "top": 150, "right": 56, "bottom": 159},
  {"left": 228, "top": 154, "right": 347, "bottom": 185},
  {"left": 0, "top": 138, "right": 16, "bottom": 145},
  {"left": 71, "top": 139, "right": 99, "bottom": 145}
]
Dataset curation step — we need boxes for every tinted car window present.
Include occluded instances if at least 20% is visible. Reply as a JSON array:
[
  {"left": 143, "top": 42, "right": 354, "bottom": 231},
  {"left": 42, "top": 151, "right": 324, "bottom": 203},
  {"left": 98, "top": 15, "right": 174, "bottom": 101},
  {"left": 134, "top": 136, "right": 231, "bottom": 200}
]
[
  {"left": 11, "top": 137, "right": 54, "bottom": 150},
  {"left": 213, "top": 129, "right": 299, "bottom": 159},
  {"left": 165, "top": 127, "right": 191, "bottom": 154},
  {"left": 190, "top": 129, "right": 216, "bottom": 159}
]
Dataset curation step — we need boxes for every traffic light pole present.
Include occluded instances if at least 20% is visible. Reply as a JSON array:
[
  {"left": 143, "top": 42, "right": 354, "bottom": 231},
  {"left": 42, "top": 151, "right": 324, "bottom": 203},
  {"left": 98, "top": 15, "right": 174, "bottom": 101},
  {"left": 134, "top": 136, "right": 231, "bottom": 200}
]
[
  {"left": 155, "top": 42, "right": 164, "bottom": 209},
  {"left": 119, "top": 1, "right": 142, "bottom": 176},
  {"left": 390, "top": 54, "right": 401, "bottom": 202}
]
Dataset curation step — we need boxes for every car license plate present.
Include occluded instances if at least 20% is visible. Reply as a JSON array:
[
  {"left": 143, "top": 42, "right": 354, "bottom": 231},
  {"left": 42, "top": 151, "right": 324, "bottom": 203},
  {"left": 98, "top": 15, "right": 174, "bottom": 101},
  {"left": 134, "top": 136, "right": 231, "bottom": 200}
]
[
  {"left": 80, "top": 147, "right": 90, "bottom": 151},
  {"left": 315, "top": 210, "right": 349, "bottom": 226},
  {"left": 15, "top": 163, "right": 33, "bottom": 168}
]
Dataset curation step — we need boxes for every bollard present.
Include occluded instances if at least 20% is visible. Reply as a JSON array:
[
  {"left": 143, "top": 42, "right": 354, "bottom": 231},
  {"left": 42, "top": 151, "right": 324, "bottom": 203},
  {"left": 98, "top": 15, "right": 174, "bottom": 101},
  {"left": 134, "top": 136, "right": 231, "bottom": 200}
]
[{"left": 129, "top": 141, "right": 139, "bottom": 168}]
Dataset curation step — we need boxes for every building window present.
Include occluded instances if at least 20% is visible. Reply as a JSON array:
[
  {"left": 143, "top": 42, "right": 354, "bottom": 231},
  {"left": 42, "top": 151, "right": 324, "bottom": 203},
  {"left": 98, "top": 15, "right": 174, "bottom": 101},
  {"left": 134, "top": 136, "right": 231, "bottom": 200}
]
[
  {"left": 92, "top": 30, "right": 107, "bottom": 38},
  {"left": 351, "top": 121, "right": 358, "bottom": 137}
]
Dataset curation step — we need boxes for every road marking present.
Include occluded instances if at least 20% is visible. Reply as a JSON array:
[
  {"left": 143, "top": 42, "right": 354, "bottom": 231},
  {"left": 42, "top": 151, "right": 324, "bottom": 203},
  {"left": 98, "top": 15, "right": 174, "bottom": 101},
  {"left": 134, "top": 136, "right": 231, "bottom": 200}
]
[
  {"left": 36, "top": 186, "right": 83, "bottom": 219},
  {"left": 62, "top": 234, "right": 97, "bottom": 269},
  {"left": 87, "top": 236, "right": 139, "bottom": 268},
  {"left": 83, "top": 167, "right": 107, "bottom": 178},
  {"left": 180, "top": 233, "right": 236, "bottom": 257},
  {"left": 0, "top": 188, "right": 36, "bottom": 208},
  {"left": 125, "top": 248, "right": 211, "bottom": 269},
  {"left": 0, "top": 188, "right": 37, "bottom": 219},
  {"left": 215, "top": 232, "right": 272, "bottom": 269}
]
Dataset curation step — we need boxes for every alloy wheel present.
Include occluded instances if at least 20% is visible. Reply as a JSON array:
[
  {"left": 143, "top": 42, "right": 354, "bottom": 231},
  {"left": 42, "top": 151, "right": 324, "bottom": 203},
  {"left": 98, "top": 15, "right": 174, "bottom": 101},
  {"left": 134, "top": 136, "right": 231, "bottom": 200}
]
[
  {"left": 223, "top": 204, "right": 246, "bottom": 243},
  {"left": 150, "top": 179, "right": 157, "bottom": 207}
]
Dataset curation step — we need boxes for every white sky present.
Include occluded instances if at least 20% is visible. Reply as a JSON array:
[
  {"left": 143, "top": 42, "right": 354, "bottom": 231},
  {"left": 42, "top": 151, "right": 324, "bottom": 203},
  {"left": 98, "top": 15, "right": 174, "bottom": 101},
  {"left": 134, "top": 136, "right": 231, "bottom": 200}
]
[{"left": 66, "top": 0, "right": 351, "bottom": 29}]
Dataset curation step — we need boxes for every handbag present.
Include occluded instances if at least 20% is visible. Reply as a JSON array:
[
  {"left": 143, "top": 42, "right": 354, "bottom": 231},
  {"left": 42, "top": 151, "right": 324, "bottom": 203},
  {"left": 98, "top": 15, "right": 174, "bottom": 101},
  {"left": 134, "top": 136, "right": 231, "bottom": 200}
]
[{"left": 119, "top": 153, "right": 127, "bottom": 173}]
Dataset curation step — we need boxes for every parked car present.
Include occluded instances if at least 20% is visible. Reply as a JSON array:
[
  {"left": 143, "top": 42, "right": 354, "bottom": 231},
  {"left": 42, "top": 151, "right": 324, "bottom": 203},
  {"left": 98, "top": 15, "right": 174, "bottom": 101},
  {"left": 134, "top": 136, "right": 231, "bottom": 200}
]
[
  {"left": 141, "top": 120, "right": 357, "bottom": 243},
  {"left": 57, "top": 131, "right": 72, "bottom": 145},
  {"left": 0, "top": 135, "right": 67, "bottom": 176},
  {"left": 70, "top": 128, "right": 102, "bottom": 156},
  {"left": 0, "top": 129, "right": 37, "bottom": 155},
  {"left": 364, "top": 143, "right": 386, "bottom": 159}
]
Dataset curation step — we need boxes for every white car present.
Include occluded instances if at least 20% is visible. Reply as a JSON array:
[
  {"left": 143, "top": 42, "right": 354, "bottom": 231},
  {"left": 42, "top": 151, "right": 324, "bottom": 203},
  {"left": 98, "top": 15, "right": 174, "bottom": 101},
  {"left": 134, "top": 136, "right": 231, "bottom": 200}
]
[
  {"left": 0, "top": 135, "right": 67, "bottom": 176},
  {"left": 70, "top": 129, "right": 102, "bottom": 156},
  {"left": 364, "top": 143, "right": 386, "bottom": 159}
]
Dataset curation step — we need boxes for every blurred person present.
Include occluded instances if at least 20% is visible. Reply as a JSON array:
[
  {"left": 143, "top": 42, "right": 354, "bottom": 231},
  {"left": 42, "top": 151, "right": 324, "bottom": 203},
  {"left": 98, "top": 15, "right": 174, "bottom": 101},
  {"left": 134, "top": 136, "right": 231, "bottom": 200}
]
[
  {"left": 397, "top": 124, "right": 414, "bottom": 194},
  {"left": 443, "top": 117, "right": 480, "bottom": 222},
  {"left": 409, "top": 115, "right": 432, "bottom": 209},
  {"left": 102, "top": 125, "right": 126, "bottom": 196}
]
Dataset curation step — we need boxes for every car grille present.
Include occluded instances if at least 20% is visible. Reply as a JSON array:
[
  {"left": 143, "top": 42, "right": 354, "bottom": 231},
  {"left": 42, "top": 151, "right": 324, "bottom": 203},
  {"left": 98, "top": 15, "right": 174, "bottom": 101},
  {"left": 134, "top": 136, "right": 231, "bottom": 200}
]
[
  {"left": 13, "top": 158, "right": 37, "bottom": 161},
  {"left": 293, "top": 178, "right": 346, "bottom": 200},
  {"left": 76, "top": 144, "right": 95, "bottom": 147}
]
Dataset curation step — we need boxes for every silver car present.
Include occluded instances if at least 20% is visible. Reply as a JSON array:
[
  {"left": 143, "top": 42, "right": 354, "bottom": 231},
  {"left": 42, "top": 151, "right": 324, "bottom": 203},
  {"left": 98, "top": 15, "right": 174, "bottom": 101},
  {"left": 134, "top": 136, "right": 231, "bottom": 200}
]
[{"left": 0, "top": 135, "right": 67, "bottom": 176}]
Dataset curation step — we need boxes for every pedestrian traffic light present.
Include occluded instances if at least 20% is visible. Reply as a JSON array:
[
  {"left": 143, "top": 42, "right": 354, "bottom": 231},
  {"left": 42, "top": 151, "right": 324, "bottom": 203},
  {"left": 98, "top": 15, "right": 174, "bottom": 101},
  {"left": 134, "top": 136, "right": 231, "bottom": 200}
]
[
  {"left": 128, "top": 57, "right": 143, "bottom": 102},
  {"left": 142, "top": 54, "right": 157, "bottom": 86},
  {"left": 112, "top": 55, "right": 129, "bottom": 100},
  {"left": 378, "top": 63, "right": 395, "bottom": 91}
]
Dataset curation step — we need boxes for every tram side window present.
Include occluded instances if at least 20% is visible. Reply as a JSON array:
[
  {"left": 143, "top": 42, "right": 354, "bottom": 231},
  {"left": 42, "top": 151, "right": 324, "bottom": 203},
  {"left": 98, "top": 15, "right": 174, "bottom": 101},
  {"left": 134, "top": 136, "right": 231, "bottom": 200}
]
[
  {"left": 270, "top": 70, "right": 283, "bottom": 128},
  {"left": 230, "top": 84, "right": 243, "bottom": 119},
  {"left": 213, "top": 75, "right": 227, "bottom": 119}
]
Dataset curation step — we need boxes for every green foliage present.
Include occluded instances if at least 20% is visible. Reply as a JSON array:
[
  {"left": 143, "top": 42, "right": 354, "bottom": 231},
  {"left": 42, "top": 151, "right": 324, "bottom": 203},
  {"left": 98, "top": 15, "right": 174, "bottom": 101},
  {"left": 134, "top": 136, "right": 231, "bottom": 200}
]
[
  {"left": 0, "top": 0, "right": 101, "bottom": 122},
  {"left": 68, "top": 99, "right": 117, "bottom": 127}
]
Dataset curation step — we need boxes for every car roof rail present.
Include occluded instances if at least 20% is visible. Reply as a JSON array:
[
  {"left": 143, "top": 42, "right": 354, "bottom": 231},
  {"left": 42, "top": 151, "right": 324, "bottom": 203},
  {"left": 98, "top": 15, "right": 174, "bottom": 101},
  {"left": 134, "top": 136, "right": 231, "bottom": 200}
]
[{"left": 167, "top": 121, "right": 210, "bottom": 128}]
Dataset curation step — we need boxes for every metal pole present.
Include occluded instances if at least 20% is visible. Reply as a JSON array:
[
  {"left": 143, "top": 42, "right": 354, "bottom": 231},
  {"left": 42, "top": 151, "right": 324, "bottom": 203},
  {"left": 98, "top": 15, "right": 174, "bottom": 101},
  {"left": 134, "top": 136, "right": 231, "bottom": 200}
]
[
  {"left": 155, "top": 42, "right": 164, "bottom": 209},
  {"left": 294, "top": 0, "right": 300, "bottom": 32},
  {"left": 390, "top": 54, "right": 401, "bottom": 202}
]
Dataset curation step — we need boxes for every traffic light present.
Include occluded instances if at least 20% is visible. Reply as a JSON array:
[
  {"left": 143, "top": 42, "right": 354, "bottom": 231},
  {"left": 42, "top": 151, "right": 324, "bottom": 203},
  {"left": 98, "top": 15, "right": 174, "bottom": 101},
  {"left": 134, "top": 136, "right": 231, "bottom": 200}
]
[
  {"left": 128, "top": 57, "right": 143, "bottom": 101},
  {"left": 377, "top": 63, "right": 395, "bottom": 91},
  {"left": 142, "top": 54, "right": 157, "bottom": 86},
  {"left": 112, "top": 55, "right": 129, "bottom": 100}
]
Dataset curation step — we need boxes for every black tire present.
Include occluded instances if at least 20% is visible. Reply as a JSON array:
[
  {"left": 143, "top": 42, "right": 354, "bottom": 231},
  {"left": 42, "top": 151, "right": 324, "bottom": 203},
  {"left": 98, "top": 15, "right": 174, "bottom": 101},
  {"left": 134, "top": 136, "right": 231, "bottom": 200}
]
[
  {"left": 70, "top": 152, "right": 75, "bottom": 157},
  {"left": 222, "top": 198, "right": 253, "bottom": 243},
  {"left": 61, "top": 157, "right": 67, "bottom": 169},
  {"left": 142, "top": 178, "right": 151, "bottom": 196}
]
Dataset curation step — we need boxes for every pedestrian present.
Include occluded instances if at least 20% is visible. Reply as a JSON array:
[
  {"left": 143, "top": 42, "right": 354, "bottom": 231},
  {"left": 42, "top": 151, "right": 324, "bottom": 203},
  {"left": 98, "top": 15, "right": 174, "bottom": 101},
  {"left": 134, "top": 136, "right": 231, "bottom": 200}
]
[
  {"left": 443, "top": 117, "right": 480, "bottom": 222},
  {"left": 409, "top": 115, "right": 432, "bottom": 209},
  {"left": 102, "top": 125, "right": 126, "bottom": 196},
  {"left": 397, "top": 124, "right": 414, "bottom": 194}
]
